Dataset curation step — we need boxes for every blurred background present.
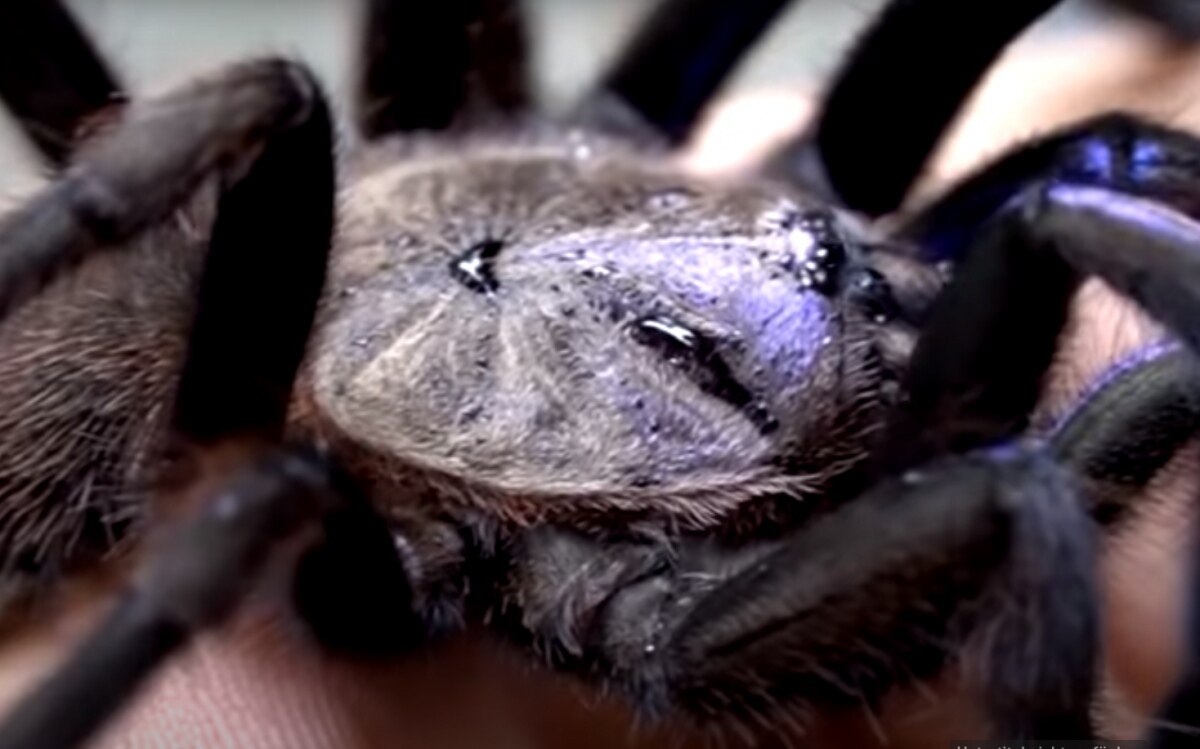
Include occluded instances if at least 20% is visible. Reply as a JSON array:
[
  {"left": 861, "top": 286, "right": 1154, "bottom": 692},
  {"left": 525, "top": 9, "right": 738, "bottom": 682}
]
[{"left": 0, "top": 0, "right": 1179, "bottom": 192}]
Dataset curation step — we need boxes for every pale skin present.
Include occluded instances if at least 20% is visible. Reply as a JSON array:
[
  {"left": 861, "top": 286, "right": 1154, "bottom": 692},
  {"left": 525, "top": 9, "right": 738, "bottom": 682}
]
[{"left": 1, "top": 17, "right": 1199, "bottom": 749}]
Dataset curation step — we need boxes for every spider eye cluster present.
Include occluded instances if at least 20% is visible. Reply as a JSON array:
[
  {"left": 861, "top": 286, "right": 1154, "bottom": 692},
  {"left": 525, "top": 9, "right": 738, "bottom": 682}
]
[{"left": 778, "top": 211, "right": 849, "bottom": 296}]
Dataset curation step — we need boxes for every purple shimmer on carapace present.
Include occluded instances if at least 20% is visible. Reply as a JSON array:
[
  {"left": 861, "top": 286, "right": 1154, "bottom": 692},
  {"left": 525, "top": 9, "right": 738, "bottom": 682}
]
[{"left": 537, "top": 230, "right": 838, "bottom": 385}]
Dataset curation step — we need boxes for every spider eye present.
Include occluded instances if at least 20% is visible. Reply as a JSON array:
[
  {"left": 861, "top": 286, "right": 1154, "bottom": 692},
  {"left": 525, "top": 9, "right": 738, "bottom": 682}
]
[
  {"left": 633, "top": 317, "right": 703, "bottom": 364},
  {"left": 631, "top": 316, "right": 778, "bottom": 434},
  {"left": 449, "top": 238, "right": 504, "bottom": 294},
  {"left": 846, "top": 267, "right": 901, "bottom": 324},
  {"left": 776, "top": 210, "right": 849, "bottom": 296}
]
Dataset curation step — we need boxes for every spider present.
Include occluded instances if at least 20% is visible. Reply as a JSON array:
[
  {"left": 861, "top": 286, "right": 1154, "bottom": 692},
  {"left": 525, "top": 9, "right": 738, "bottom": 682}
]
[{"left": 0, "top": 0, "right": 1197, "bottom": 747}]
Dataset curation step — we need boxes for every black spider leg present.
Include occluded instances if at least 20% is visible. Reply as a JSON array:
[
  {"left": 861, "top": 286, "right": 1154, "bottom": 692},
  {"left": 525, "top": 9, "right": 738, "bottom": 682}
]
[
  {"left": 574, "top": 0, "right": 795, "bottom": 144},
  {"left": 0, "top": 452, "right": 343, "bottom": 749},
  {"left": 882, "top": 118, "right": 1200, "bottom": 741},
  {"left": 0, "top": 61, "right": 316, "bottom": 322},
  {"left": 0, "top": 60, "right": 411, "bottom": 749},
  {"left": 1051, "top": 345, "right": 1200, "bottom": 527},
  {"left": 0, "top": 0, "right": 125, "bottom": 167},
  {"left": 516, "top": 117, "right": 1200, "bottom": 743},
  {"left": 767, "top": 0, "right": 1062, "bottom": 216},
  {"left": 357, "top": 0, "right": 529, "bottom": 138},
  {"left": 889, "top": 114, "right": 1200, "bottom": 480},
  {"left": 512, "top": 448, "right": 1095, "bottom": 740}
]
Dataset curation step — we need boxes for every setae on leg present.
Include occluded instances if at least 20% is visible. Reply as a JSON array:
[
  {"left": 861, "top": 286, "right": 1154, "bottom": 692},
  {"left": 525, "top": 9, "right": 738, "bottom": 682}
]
[
  {"left": 508, "top": 448, "right": 1098, "bottom": 740},
  {"left": 0, "top": 58, "right": 412, "bottom": 749}
]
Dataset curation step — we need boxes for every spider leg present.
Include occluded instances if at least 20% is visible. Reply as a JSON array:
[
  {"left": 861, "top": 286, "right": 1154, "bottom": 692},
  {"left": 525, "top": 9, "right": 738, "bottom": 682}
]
[
  {"left": 879, "top": 195, "right": 1079, "bottom": 473},
  {"left": 575, "top": 0, "right": 794, "bottom": 145},
  {"left": 883, "top": 115, "right": 1200, "bottom": 474},
  {"left": 0, "top": 0, "right": 124, "bottom": 167},
  {"left": 511, "top": 448, "right": 1096, "bottom": 740},
  {"left": 0, "top": 60, "right": 320, "bottom": 324},
  {"left": 767, "top": 0, "right": 1063, "bottom": 216},
  {"left": 885, "top": 184, "right": 1200, "bottom": 494},
  {"left": 0, "top": 59, "right": 414, "bottom": 748},
  {"left": 169, "top": 65, "right": 334, "bottom": 443},
  {"left": 0, "top": 57, "right": 336, "bottom": 602},
  {"left": 0, "top": 448, "right": 346, "bottom": 749},
  {"left": 1049, "top": 345, "right": 1200, "bottom": 527},
  {"left": 904, "top": 114, "right": 1200, "bottom": 257},
  {"left": 880, "top": 121, "right": 1200, "bottom": 743},
  {"left": 356, "top": 0, "right": 529, "bottom": 138}
]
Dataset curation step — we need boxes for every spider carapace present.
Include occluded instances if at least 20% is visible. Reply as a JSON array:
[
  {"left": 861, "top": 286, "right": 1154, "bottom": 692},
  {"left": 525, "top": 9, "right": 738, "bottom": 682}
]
[{"left": 313, "top": 147, "right": 919, "bottom": 533}]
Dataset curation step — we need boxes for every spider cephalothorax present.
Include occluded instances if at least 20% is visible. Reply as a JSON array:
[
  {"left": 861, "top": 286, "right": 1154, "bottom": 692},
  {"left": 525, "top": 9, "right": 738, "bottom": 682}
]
[
  {"left": 310, "top": 146, "right": 927, "bottom": 534},
  {"left": 0, "top": 1, "right": 1198, "bottom": 748}
]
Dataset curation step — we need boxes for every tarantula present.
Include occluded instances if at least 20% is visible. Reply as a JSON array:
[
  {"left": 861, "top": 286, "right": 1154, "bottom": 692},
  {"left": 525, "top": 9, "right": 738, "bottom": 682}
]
[{"left": 0, "top": 0, "right": 1197, "bottom": 746}]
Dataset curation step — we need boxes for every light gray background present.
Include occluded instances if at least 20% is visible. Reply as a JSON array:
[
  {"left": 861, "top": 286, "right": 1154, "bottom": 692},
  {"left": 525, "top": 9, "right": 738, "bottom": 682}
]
[{"left": 0, "top": 0, "right": 1118, "bottom": 192}]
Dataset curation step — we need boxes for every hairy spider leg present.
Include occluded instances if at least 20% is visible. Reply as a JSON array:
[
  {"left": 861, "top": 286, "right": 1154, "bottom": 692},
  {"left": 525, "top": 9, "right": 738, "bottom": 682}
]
[
  {"left": 357, "top": 0, "right": 530, "bottom": 138},
  {"left": 0, "top": 61, "right": 320, "bottom": 323},
  {"left": 171, "top": 69, "right": 333, "bottom": 443},
  {"left": 1050, "top": 346, "right": 1200, "bottom": 527},
  {"left": 0, "top": 60, "right": 406, "bottom": 749},
  {"left": 890, "top": 114, "right": 1200, "bottom": 488},
  {"left": 576, "top": 0, "right": 795, "bottom": 145},
  {"left": 880, "top": 200, "right": 1080, "bottom": 473},
  {"left": 0, "top": 449, "right": 344, "bottom": 749},
  {"left": 506, "top": 446, "right": 1097, "bottom": 741},
  {"left": 881, "top": 116, "right": 1200, "bottom": 743},
  {"left": 0, "top": 0, "right": 124, "bottom": 168},
  {"left": 768, "top": 0, "right": 1063, "bottom": 216}
]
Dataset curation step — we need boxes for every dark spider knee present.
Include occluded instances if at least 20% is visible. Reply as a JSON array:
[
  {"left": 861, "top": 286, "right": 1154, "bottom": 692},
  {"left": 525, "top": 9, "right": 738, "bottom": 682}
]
[
  {"left": 504, "top": 525, "right": 735, "bottom": 714},
  {"left": 294, "top": 506, "right": 468, "bottom": 655},
  {"left": 508, "top": 527, "right": 671, "bottom": 661},
  {"left": 955, "top": 448, "right": 1099, "bottom": 737},
  {"left": 242, "top": 58, "right": 323, "bottom": 130}
]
